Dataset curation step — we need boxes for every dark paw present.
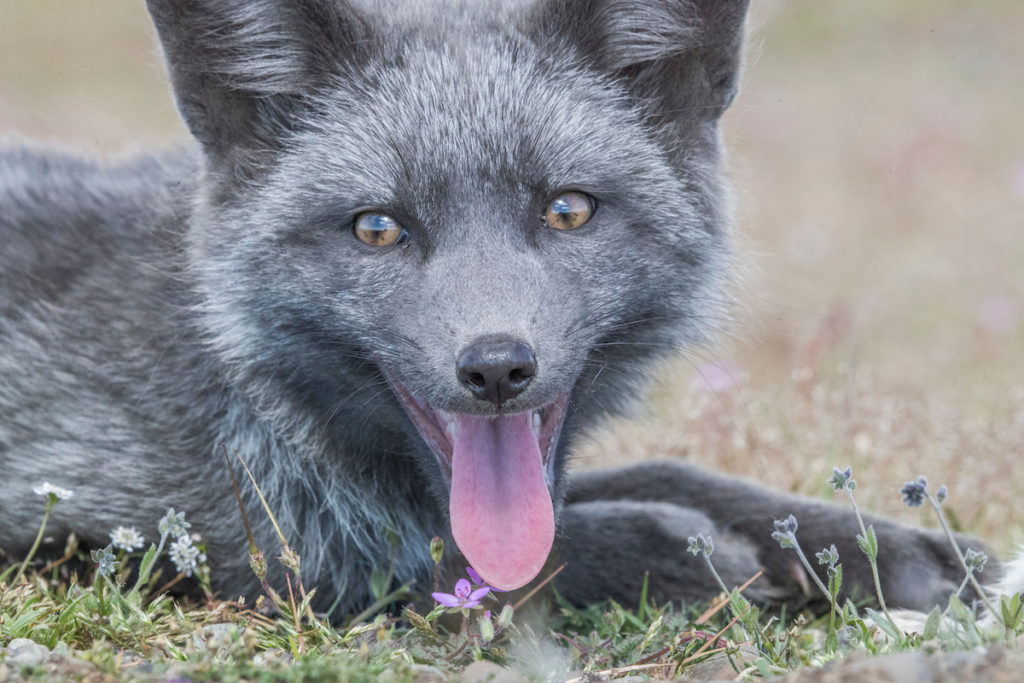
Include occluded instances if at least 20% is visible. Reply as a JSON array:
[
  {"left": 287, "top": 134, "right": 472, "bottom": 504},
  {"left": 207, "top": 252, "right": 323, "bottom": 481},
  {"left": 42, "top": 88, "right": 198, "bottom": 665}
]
[
  {"left": 766, "top": 516, "right": 993, "bottom": 612},
  {"left": 874, "top": 526, "right": 992, "bottom": 611},
  {"left": 554, "top": 500, "right": 791, "bottom": 607}
]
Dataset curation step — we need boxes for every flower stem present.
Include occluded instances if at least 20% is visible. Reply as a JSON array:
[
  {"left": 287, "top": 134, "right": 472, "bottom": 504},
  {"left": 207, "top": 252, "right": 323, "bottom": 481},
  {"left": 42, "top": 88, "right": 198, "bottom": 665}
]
[
  {"left": 701, "top": 555, "right": 731, "bottom": 597},
  {"left": 925, "top": 493, "right": 1001, "bottom": 625},
  {"left": 827, "top": 570, "right": 838, "bottom": 636},
  {"left": 845, "top": 490, "right": 895, "bottom": 623},
  {"left": 954, "top": 571, "right": 972, "bottom": 599},
  {"left": 699, "top": 554, "right": 750, "bottom": 642},
  {"left": 11, "top": 499, "right": 55, "bottom": 586},
  {"left": 130, "top": 530, "right": 169, "bottom": 594},
  {"left": 789, "top": 540, "right": 833, "bottom": 605}
]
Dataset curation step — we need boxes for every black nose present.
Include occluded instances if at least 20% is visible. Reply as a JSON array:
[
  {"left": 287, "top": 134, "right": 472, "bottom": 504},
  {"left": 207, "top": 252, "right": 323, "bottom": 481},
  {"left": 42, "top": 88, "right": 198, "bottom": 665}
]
[{"left": 456, "top": 338, "right": 537, "bottom": 404}]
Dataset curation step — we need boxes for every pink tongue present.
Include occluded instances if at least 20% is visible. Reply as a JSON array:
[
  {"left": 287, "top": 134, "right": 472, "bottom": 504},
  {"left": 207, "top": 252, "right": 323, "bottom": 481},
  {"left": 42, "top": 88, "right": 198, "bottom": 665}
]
[{"left": 449, "top": 412, "right": 554, "bottom": 591}]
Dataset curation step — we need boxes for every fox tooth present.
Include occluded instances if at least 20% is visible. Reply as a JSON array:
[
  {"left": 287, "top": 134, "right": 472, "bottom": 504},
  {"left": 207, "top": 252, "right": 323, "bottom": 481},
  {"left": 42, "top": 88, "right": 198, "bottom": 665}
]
[
  {"left": 531, "top": 410, "right": 541, "bottom": 437},
  {"left": 445, "top": 418, "right": 458, "bottom": 440}
]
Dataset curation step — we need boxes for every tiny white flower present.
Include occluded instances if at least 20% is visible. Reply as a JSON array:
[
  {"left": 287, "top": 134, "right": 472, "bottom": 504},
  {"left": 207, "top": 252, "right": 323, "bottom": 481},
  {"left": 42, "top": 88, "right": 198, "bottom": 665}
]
[
  {"left": 109, "top": 526, "right": 146, "bottom": 552},
  {"left": 33, "top": 482, "right": 74, "bottom": 500},
  {"left": 169, "top": 534, "right": 206, "bottom": 577},
  {"left": 91, "top": 546, "right": 118, "bottom": 578},
  {"left": 158, "top": 508, "right": 190, "bottom": 538}
]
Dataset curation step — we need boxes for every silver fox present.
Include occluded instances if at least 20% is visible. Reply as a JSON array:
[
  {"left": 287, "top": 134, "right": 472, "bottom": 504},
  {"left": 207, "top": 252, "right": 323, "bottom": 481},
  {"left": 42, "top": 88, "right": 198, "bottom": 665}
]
[{"left": 0, "top": 0, "right": 1004, "bottom": 617}]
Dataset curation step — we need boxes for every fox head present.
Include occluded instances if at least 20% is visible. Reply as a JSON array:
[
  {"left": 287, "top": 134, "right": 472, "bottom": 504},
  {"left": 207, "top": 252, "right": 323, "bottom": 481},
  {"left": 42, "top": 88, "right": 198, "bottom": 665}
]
[{"left": 148, "top": 0, "right": 750, "bottom": 590}]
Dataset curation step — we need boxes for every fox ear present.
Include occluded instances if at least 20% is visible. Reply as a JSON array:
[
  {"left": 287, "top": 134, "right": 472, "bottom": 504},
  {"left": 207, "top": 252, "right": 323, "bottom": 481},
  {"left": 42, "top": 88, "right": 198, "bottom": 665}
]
[
  {"left": 146, "top": 0, "right": 368, "bottom": 166},
  {"left": 528, "top": 0, "right": 751, "bottom": 121}
]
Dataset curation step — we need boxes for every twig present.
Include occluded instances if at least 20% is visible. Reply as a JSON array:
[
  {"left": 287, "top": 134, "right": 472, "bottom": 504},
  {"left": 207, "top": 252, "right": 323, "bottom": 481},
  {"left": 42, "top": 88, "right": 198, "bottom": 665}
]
[
  {"left": 512, "top": 563, "right": 566, "bottom": 610},
  {"left": 685, "top": 605, "right": 749, "bottom": 664},
  {"left": 695, "top": 568, "right": 764, "bottom": 625},
  {"left": 153, "top": 572, "right": 186, "bottom": 596}
]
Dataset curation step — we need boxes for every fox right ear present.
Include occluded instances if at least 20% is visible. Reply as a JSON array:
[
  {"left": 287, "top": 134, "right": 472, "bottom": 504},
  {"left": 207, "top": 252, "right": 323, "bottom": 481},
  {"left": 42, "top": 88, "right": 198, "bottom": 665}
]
[
  {"left": 527, "top": 0, "right": 751, "bottom": 122},
  {"left": 146, "top": 0, "right": 369, "bottom": 170}
]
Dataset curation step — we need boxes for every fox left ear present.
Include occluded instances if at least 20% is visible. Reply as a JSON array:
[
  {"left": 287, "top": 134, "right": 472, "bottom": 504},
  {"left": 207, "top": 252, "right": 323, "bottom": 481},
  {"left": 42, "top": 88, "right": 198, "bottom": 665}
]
[
  {"left": 146, "top": 0, "right": 370, "bottom": 173},
  {"left": 527, "top": 0, "right": 751, "bottom": 122}
]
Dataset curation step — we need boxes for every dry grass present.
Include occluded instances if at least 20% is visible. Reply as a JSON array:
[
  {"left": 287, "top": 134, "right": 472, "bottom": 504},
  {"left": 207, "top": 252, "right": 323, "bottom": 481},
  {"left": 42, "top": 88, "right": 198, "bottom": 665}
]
[{"left": 1, "top": 0, "right": 1022, "bottom": 553}]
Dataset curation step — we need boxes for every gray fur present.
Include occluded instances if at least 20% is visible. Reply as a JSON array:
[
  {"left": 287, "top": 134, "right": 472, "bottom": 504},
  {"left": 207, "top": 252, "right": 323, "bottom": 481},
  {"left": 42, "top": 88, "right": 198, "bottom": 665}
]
[{"left": 0, "top": 0, "right": 990, "bottom": 616}]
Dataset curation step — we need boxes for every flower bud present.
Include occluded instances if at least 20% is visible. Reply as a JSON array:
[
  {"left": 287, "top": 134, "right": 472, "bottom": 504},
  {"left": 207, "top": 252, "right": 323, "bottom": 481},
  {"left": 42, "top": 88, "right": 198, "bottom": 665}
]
[
  {"left": 250, "top": 550, "right": 267, "bottom": 580},
  {"left": 478, "top": 614, "right": 495, "bottom": 643},
  {"left": 498, "top": 604, "right": 514, "bottom": 628},
  {"left": 430, "top": 536, "right": 444, "bottom": 564}
]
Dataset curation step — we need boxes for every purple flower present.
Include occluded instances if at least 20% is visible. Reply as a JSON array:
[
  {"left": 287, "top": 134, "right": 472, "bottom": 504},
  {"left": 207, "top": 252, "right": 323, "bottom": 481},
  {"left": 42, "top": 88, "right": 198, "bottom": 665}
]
[
  {"left": 466, "top": 565, "right": 505, "bottom": 592},
  {"left": 828, "top": 466, "right": 855, "bottom": 492},
  {"left": 432, "top": 578, "right": 490, "bottom": 609},
  {"left": 466, "top": 566, "right": 485, "bottom": 586},
  {"left": 900, "top": 476, "right": 928, "bottom": 507},
  {"left": 771, "top": 515, "right": 799, "bottom": 549}
]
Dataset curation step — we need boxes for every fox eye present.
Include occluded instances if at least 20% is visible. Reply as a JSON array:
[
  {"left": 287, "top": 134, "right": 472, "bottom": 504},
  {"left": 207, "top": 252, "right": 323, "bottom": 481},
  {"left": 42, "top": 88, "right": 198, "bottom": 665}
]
[
  {"left": 354, "top": 212, "right": 408, "bottom": 246},
  {"left": 544, "top": 191, "right": 595, "bottom": 231}
]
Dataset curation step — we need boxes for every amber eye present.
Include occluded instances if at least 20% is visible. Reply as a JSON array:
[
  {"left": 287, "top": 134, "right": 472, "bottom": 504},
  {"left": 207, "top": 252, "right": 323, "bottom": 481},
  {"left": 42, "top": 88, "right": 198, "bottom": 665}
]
[
  {"left": 354, "top": 212, "right": 408, "bottom": 246},
  {"left": 544, "top": 191, "right": 595, "bottom": 231}
]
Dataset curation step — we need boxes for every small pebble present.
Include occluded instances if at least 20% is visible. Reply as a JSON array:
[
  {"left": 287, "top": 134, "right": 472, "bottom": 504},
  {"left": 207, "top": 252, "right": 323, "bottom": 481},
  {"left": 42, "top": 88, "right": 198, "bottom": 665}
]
[
  {"left": 6, "top": 638, "right": 50, "bottom": 668},
  {"left": 190, "top": 623, "right": 240, "bottom": 653}
]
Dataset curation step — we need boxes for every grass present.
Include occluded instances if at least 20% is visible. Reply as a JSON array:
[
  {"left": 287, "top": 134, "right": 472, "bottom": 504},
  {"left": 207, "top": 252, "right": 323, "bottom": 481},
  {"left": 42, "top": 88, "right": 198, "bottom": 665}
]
[{"left": 3, "top": 458, "right": 1023, "bottom": 681}]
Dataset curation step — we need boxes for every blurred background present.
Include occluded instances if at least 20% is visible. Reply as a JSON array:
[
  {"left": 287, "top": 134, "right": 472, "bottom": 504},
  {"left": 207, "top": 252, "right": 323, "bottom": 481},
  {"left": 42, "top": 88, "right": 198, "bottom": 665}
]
[{"left": 2, "top": 1, "right": 1022, "bottom": 549}]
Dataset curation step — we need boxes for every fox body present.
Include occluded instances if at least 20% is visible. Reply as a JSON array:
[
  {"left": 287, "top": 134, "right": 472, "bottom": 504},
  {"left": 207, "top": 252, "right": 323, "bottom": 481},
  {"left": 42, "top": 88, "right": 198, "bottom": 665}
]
[{"left": 0, "top": 0, "right": 989, "bottom": 615}]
